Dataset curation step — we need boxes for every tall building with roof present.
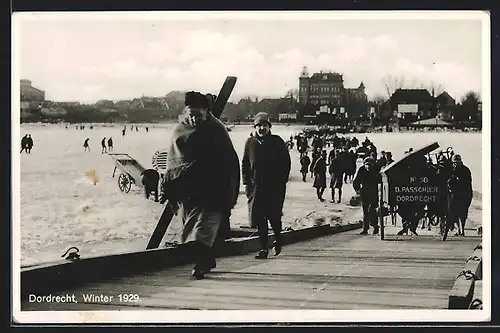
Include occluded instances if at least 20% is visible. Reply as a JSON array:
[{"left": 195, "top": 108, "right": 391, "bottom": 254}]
[{"left": 298, "top": 66, "right": 368, "bottom": 121}]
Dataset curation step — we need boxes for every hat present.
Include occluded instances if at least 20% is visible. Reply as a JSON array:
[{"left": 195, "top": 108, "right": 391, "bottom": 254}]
[
  {"left": 363, "top": 157, "right": 375, "bottom": 165},
  {"left": 254, "top": 112, "right": 272, "bottom": 127},
  {"left": 185, "top": 91, "right": 210, "bottom": 109},
  {"left": 452, "top": 154, "right": 462, "bottom": 163}
]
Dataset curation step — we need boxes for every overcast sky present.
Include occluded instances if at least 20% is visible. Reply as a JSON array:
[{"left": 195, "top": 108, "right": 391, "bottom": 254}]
[{"left": 15, "top": 11, "right": 487, "bottom": 103}]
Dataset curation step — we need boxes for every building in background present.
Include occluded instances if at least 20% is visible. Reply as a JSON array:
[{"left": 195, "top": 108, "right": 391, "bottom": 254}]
[
  {"left": 20, "top": 80, "right": 46, "bottom": 120},
  {"left": 297, "top": 66, "right": 368, "bottom": 123},
  {"left": 435, "top": 91, "right": 456, "bottom": 122},
  {"left": 389, "top": 88, "right": 435, "bottom": 124},
  {"left": 20, "top": 80, "right": 45, "bottom": 103}
]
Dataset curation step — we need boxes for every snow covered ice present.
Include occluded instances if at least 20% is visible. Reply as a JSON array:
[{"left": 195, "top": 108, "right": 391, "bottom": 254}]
[{"left": 18, "top": 123, "right": 483, "bottom": 266}]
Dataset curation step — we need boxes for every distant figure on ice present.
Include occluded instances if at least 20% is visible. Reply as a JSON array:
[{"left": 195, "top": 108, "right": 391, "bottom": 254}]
[
  {"left": 312, "top": 150, "right": 327, "bottom": 202},
  {"left": 242, "top": 112, "right": 291, "bottom": 260},
  {"left": 337, "top": 147, "right": 350, "bottom": 183},
  {"left": 101, "top": 137, "right": 107, "bottom": 153},
  {"left": 83, "top": 138, "right": 90, "bottom": 152},
  {"left": 299, "top": 152, "right": 311, "bottom": 182},
  {"left": 329, "top": 150, "right": 344, "bottom": 203},
  {"left": 135, "top": 126, "right": 139, "bottom": 131},
  {"left": 26, "top": 135, "right": 33, "bottom": 153},
  {"left": 162, "top": 91, "right": 240, "bottom": 280},
  {"left": 376, "top": 151, "right": 388, "bottom": 172},
  {"left": 20, "top": 134, "right": 28, "bottom": 153},
  {"left": 107, "top": 137, "right": 113, "bottom": 152},
  {"left": 122, "top": 127, "right": 126, "bottom": 137},
  {"left": 345, "top": 149, "right": 357, "bottom": 183},
  {"left": 353, "top": 157, "right": 381, "bottom": 235},
  {"left": 447, "top": 154, "right": 473, "bottom": 238},
  {"left": 310, "top": 148, "right": 321, "bottom": 179},
  {"left": 386, "top": 152, "right": 394, "bottom": 164},
  {"left": 141, "top": 169, "right": 160, "bottom": 202},
  {"left": 145, "top": 126, "right": 149, "bottom": 132}
]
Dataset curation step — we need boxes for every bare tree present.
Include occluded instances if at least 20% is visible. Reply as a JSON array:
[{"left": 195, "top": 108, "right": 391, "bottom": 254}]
[
  {"left": 284, "top": 88, "right": 299, "bottom": 100},
  {"left": 382, "top": 74, "right": 406, "bottom": 98},
  {"left": 421, "top": 81, "right": 445, "bottom": 96},
  {"left": 371, "top": 94, "right": 387, "bottom": 105},
  {"left": 283, "top": 89, "right": 299, "bottom": 112}
]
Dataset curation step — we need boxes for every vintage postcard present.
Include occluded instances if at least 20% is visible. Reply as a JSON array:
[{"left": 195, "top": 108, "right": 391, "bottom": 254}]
[{"left": 12, "top": 10, "right": 491, "bottom": 324}]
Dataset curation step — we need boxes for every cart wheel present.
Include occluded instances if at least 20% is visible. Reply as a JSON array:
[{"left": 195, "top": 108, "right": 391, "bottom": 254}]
[{"left": 118, "top": 173, "right": 132, "bottom": 193}]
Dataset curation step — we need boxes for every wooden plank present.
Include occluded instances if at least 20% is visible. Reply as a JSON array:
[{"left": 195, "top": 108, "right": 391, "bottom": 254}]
[
  {"left": 21, "top": 224, "right": 360, "bottom": 300},
  {"left": 21, "top": 228, "right": 481, "bottom": 311}
]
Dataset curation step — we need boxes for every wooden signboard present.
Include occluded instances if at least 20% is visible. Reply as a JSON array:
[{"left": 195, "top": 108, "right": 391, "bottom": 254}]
[{"left": 378, "top": 142, "right": 441, "bottom": 240}]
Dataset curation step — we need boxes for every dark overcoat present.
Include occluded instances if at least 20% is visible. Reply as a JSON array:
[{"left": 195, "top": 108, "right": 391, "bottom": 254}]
[{"left": 242, "top": 134, "right": 291, "bottom": 227}]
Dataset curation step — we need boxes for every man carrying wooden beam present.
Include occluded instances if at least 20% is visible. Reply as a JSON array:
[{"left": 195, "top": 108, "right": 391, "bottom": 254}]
[{"left": 161, "top": 91, "right": 240, "bottom": 280}]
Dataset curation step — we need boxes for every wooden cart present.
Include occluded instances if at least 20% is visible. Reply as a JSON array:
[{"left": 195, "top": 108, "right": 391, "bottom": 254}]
[{"left": 109, "top": 153, "right": 146, "bottom": 193}]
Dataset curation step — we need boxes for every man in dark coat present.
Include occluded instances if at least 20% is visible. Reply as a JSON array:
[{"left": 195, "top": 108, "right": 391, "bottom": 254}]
[
  {"left": 353, "top": 157, "right": 381, "bottom": 235},
  {"left": 426, "top": 155, "right": 452, "bottom": 231},
  {"left": 101, "top": 137, "right": 107, "bottom": 154},
  {"left": 242, "top": 112, "right": 291, "bottom": 259},
  {"left": 162, "top": 91, "right": 240, "bottom": 279},
  {"left": 447, "top": 154, "right": 473, "bottom": 237},
  {"left": 26, "top": 134, "right": 33, "bottom": 153},
  {"left": 313, "top": 150, "right": 327, "bottom": 202},
  {"left": 346, "top": 149, "right": 358, "bottom": 183},
  {"left": 141, "top": 169, "right": 160, "bottom": 202},
  {"left": 107, "top": 137, "right": 114, "bottom": 152},
  {"left": 329, "top": 150, "right": 344, "bottom": 203},
  {"left": 299, "top": 152, "right": 311, "bottom": 182},
  {"left": 20, "top": 135, "right": 28, "bottom": 153},
  {"left": 310, "top": 147, "right": 321, "bottom": 178}
]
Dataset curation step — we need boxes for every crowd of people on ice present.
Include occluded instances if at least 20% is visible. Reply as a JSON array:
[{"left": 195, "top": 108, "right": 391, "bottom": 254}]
[
  {"left": 143, "top": 90, "right": 475, "bottom": 281},
  {"left": 286, "top": 128, "right": 472, "bottom": 239}
]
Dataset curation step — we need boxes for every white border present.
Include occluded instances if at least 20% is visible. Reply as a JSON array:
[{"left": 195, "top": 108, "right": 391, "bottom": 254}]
[{"left": 12, "top": 10, "right": 491, "bottom": 324}]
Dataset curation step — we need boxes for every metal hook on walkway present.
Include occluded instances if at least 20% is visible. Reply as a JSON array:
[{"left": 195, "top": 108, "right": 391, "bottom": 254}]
[
  {"left": 455, "top": 269, "right": 478, "bottom": 281},
  {"left": 61, "top": 246, "right": 81, "bottom": 261},
  {"left": 466, "top": 255, "right": 481, "bottom": 263},
  {"left": 469, "top": 299, "right": 483, "bottom": 310}
]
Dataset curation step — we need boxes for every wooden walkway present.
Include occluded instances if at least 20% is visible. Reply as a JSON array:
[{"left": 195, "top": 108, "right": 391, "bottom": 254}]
[{"left": 21, "top": 228, "right": 481, "bottom": 311}]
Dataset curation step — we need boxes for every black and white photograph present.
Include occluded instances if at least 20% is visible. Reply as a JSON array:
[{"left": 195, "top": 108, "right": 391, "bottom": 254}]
[{"left": 12, "top": 11, "right": 490, "bottom": 323}]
